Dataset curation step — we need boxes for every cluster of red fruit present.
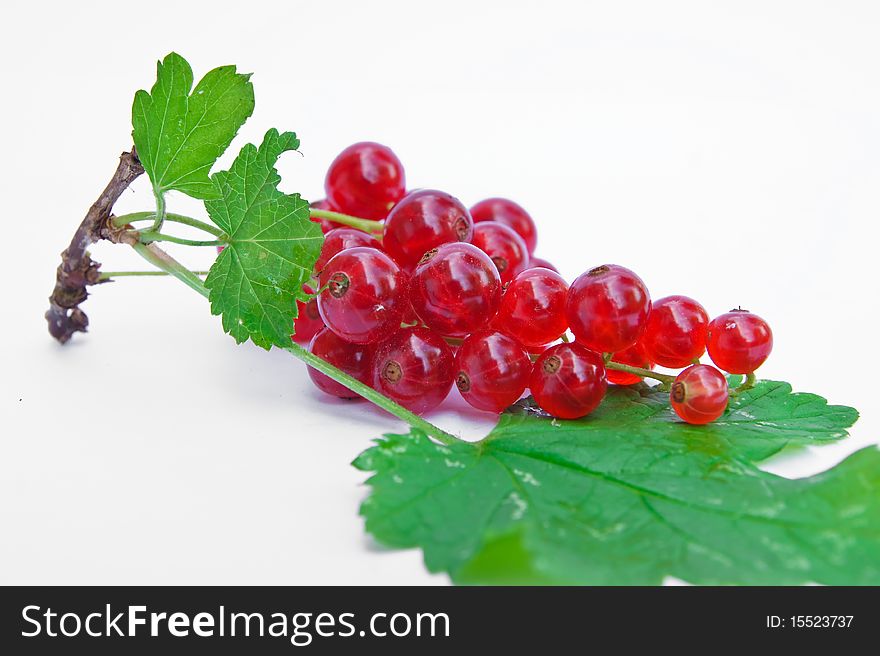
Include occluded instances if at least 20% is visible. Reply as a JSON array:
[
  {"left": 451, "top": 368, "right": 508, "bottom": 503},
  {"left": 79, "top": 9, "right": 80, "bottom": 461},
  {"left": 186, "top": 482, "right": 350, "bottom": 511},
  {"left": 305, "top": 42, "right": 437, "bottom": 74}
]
[{"left": 293, "top": 142, "right": 773, "bottom": 425}]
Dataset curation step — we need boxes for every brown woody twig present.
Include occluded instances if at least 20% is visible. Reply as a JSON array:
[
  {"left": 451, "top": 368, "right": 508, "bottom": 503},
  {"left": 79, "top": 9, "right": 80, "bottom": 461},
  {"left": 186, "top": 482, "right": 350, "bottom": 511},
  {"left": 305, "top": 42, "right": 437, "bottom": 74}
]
[{"left": 45, "top": 148, "right": 144, "bottom": 343}]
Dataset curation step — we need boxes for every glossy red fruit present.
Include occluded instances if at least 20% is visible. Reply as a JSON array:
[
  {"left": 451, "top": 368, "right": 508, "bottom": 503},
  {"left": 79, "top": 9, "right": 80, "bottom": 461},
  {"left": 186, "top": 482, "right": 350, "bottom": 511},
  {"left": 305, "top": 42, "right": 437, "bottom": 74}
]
[
  {"left": 317, "top": 247, "right": 407, "bottom": 344},
  {"left": 470, "top": 198, "right": 538, "bottom": 254},
  {"left": 409, "top": 242, "right": 502, "bottom": 337},
  {"left": 528, "top": 257, "right": 558, "bottom": 273},
  {"left": 641, "top": 295, "right": 709, "bottom": 369},
  {"left": 373, "top": 327, "right": 454, "bottom": 414},
  {"left": 455, "top": 330, "right": 531, "bottom": 412},
  {"left": 383, "top": 189, "right": 474, "bottom": 269},
  {"left": 670, "top": 364, "right": 729, "bottom": 424},
  {"left": 309, "top": 198, "right": 343, "bottom": 233},
  {"left": 530, "top": 343, "right": 607, "bottom": 419},
  {"left": 495, "top": 268, "right": 568, "bottom": 348},
  {"left": 606, "top": 341, "right": 653, "bottom": 385},
  {"left": 307, "top": 328, "right": 373, "bottom": 399},
  {"left": 470, "top": 221, "right": 529, "bottom": 284},
  {"left": 324, "top": 142, "right": 405, "bottom": 220},
  {"left": 566, "top": 264, "right": 651, "bottom": 354},
  {"left": 706, "top": 310, "right": 773, "bottom": 374},
  {"left": 314, "top": 227, "right": 383, "bottom": 274},
  {"left": 292, "top": 284, "right": 324, "bottom": 344}
]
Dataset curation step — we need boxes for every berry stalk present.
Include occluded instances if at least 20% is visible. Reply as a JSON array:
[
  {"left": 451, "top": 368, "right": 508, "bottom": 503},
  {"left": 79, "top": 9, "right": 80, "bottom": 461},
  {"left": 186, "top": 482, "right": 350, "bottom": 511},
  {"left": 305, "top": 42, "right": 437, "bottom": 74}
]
[
  {"left": 309, "top": 208, "right": 384, "bottom": 235},
  {"left": 604, "top": 361, "right": 676, "bottom": 385},
  {"left": 129, "top": 238, "right": 460, "bottom": 444}
]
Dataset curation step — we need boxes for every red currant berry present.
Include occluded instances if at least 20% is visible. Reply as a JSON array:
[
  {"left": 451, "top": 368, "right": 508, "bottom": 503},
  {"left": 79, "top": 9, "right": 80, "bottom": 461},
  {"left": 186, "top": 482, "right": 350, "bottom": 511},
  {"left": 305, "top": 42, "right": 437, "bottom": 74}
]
[
  {"left": 314, "top": 227, "right": 383, "bottom": 274},
  {"left": 670, "top": 364, "right": 729, "bottom": 424},
  {"left": 530, "top": 343, "right": 607, "bottom": 419},
  {"left": 317, "top": 247, "right": 407, "bottom": 344},
  {"left": 606, "top": 341, "right": 653, "bottom": 385},
  {"left": 324, "top": 142, "right": 405, "bottom": 220},
  {"left": 292, "top": 284, "right": 324, "bottom": 344},
  {"left": 383, "top": 190, "right": 474, "bottom": 269},
  {"left": 455, "top": 330, "right": 531, "bottom": 413},
  {"left": 470, "top": 221, "right": 529, "bottom": 284},
  {"left": 566, "top": 264, "right": 651, "bottom": 354},
  {"left": 706, "top": 309, "right": 773, "bottom": 374},
  {"left": 528, "top": 257, "right": 558, "bottom": 273},
  {"left": 470, "top": 197, "right": 537, "bottom": 254},
  {"left": 409, "top": 242, "right": 502, "bottom": 337},
  {"left": 307, "top": 328, "right": 373, "bottom": 400},
  {"left": 309, "top": 198, "right": 343, "bottom": 233},
  {"left": 373, "top": 327, "right": 454, "bottom": 414},
  {"left": 494, "top": 267, "right": 568, "bottom": 348},
  {"left": 641, "top": 295, "right": 709, "bottom": 369}
]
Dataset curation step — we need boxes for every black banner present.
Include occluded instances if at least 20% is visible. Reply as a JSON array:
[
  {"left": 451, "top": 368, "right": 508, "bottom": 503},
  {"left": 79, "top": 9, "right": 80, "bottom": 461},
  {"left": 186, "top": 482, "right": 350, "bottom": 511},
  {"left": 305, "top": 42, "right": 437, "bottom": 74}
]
[{"left": 1, "top": 586, "right": 876, "bottom": 653}]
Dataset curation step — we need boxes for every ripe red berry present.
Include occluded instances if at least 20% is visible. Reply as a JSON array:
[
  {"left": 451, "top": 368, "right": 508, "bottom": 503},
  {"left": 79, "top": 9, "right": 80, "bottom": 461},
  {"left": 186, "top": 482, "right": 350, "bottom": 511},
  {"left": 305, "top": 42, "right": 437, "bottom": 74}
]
[
  {"left": 317, "top": 247, "right": 408, "bottom": 344},
  {"left": 566, "top": 264, "right": 651, "bottom": 354},
  {"left": 670, "top": 364, "right": 729, "bottom": 424},
  {"left": 455, "top": 330, "right": 531, "bottom": 413},
  {"left": 606, "top": 341, "right": 653, "bottom": 385},
  {"left": 309, "top": 198, "right": 343, "bottom": 233},
  {"left": 706, "top": 310, "right": 773, "bottom": 374},
  {"left": 324, "top": 142, "right": 405, "bottom": 220},
  {"left": 383, "top": 190, "right": 474, "bottom": 269},
  {"left": 373, "top": 327, "right": 454, "bottom": 414},
  {"left": 409, "top": 242, "right": 502, "bottom": 337},
  {"left": 528, "top": 257, "right": 558, "bottom": 273},
  {"left": 530, "top": 343, "right": 607, "bottom": 419},
  {"left": 641, "top": 295, "right": 709, "bottom": 369},
  {"left": 307, "top": 328, "right": 373, "bottom": 400},
  {"left": 470, "top": 198, "right": 537, "bottom": 254},
  {"left": 470, "top": 221, "right": 529, "bottom": 284},
  {"left": 292, "top": 284, "right": 324, "bottom": 344},
  {"left": 314, "top": 227, "right": 383, "bottom": 274},
  {"left": 494, "top": 267, "right": 568, "bottom": 348}
]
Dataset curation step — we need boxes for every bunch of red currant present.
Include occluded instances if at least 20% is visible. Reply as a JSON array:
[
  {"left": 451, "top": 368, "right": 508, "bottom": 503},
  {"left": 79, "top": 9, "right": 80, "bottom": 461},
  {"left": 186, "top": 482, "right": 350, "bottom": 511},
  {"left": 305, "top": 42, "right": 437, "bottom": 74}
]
[{"left": 293, "top": 142, "right": 773, "bottom": 425}]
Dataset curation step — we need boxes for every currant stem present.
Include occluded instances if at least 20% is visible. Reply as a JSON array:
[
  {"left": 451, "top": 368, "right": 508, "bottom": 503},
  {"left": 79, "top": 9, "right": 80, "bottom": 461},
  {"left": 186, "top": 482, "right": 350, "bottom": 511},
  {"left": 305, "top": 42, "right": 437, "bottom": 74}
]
[
  {"left": 151, "top": 189, "right": 167, "bottom": 232},
  {"left": 310, "top": 209, "right": 384, "bottom": 234},
  {"left": 138, "top": 230, "right": 225, "bottom": 248},
  {"left": 127, "top": 240, "right": 461, "bottom": 445},
  {"left": 732, "top": 372, "right": 757, "bottom": 395},
  {"left": 605, "top": 361, "right": 676, "bottom": 384},
  {"left": 113, "top": 211, "right": 224, "bottom": 238},
  {"left": 130, "top": 243, "right": 210, "bottom": 299},
  {"left": 283, "top": 342, "right": 461, "bottom": 445},
  {"left": 99, "top": 270, "right": 209, "bottom": 280}
]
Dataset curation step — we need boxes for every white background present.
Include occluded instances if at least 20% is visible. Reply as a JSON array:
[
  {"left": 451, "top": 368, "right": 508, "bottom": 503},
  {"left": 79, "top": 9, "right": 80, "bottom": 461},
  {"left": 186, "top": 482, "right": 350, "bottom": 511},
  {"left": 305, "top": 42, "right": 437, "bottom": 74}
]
[{"left": 1, "top": 1, "right": 878, "bottom": 584}]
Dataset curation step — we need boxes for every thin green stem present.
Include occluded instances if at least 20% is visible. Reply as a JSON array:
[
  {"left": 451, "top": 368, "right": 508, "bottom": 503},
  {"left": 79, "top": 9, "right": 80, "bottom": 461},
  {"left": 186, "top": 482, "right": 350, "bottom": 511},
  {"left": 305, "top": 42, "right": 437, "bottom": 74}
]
[
  {"left": 151, "top": 190, "right": 167, "bottom": 232},
  {"left": 128, "top": 239, "right": 460, "bottom": 444},
  {"left": 284, "top": 342, "right": 460, "bottom": 445},
  {"left": 130, "top": 243, "right": 210, "bottom": 299},
  {"left": 114, "top": 211, "right": 224, "bottom": 238},
  {"left": 732, "top": 372, "right": 757, "bottom": 395},
  {"left": 605, "top": 361, "right": 676, "bottom": 384},
  {"left": 310, "top": 208, "right": 384, "bottom": 234},
  {"left": 99, "top": 269, "right": 209, "bottom": 281},
  {"left": 138, "top": 230, "right": 225, "bottom": 248}
]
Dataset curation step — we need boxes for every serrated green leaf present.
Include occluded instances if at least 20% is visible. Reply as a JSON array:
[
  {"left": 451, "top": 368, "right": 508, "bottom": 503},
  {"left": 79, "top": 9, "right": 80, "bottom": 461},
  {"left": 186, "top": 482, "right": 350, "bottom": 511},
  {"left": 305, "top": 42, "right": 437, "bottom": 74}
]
[
  {"left": 511, "top": 379, "right": 860, "bottom": 463},
  {"left": 354, "top": 381, "right": 877, "bottom": 585},
  {"left": 204, "top": 129, "right": 322, "bottom": 350},
  {"left": 132, "top": 52, "right": 254, "bottom": 200}
]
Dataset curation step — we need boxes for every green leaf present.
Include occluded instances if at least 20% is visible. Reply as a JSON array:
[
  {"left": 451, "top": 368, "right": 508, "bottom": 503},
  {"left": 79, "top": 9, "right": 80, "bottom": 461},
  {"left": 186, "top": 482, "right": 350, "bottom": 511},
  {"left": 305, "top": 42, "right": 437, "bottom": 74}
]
[
  {"left": 204, "top": 129, "right": 322, "bottom": 349},
  {"left": 132, "top": 52, "right": 255, "bottom": 200},
  {"left": 354, "top": 381, "right": 877, "bottom": 585}
]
